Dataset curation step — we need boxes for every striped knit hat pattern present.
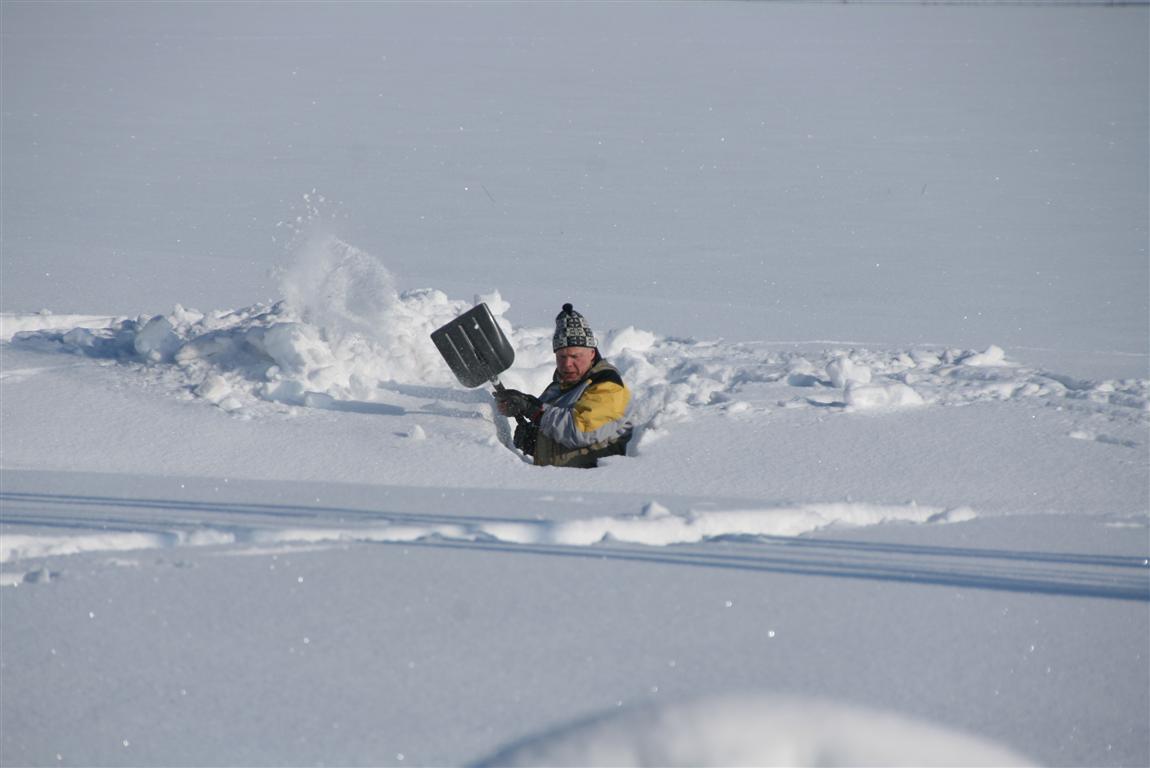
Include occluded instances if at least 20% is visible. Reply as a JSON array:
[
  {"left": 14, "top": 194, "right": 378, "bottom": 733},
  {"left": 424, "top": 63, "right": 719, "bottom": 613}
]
[{"left": 553, "top": 303, "right": 597, "bottom": 351}]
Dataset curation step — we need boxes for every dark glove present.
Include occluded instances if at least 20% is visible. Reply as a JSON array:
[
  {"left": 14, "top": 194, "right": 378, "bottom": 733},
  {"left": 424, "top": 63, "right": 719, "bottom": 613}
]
[
  {"left": 494, "top": 389, "right": 543, "bottom": 421},
  {"left": 513, "top": 422, "right": 538, "bottom": 456}
]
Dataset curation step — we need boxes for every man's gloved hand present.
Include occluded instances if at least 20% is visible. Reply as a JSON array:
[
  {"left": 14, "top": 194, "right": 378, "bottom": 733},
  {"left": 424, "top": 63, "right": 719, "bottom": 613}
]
[{"left": 494, "top": 389, "right": 543, "bottom": 421}]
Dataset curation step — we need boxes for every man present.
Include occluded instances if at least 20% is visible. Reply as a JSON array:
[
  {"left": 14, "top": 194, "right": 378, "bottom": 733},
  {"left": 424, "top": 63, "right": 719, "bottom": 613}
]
[{"left": 494, "top": 304, "right": 632, "bottom": 468}]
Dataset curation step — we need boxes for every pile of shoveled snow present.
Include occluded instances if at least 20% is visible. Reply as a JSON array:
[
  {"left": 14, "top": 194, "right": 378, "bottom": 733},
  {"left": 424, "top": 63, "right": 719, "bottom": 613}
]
[
  {"left": 4, "top": 237, "right": 1147, "bottom": 434},
  {"left": 472, "top": 693, "right": 1036, "bottom": 767},
  {"left": 0, "top": 312, "right": 123, "bottom": 340}
]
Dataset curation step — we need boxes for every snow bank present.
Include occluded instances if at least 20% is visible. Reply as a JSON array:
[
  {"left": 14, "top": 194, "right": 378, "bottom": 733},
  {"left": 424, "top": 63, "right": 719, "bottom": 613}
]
[
  {"left": 0, "top": 529, "right": 235, "bottom": 564},
  {"left": 0, "top": 500, "right": 974, "bottom": 567},
  {"left": 484, "top": 502, "right": 972, "bottom": 547},
  {"left": 0, "top": 312, "right": 121, "bottom": 342},
  {"left": 8, "top": 239, "right": 486, "bottom": 405},
  {"left": 473, "top": 693, "right": 1036, "bottom": 767},
  {"left": 7, "top": 238, "right": 1148, "bottom": 432}
]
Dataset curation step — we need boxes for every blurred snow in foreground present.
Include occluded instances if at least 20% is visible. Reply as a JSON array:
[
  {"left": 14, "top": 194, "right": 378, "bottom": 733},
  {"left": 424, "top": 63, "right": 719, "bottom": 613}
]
[{"left": 476, "top": 693, "right": 1035, "bottom": 767}]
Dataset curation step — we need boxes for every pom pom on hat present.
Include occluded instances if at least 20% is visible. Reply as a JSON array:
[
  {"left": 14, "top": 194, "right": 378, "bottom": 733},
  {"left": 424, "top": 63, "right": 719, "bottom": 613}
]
[{"left": 553, "top": 303, "right": 597, "bottom": 351}]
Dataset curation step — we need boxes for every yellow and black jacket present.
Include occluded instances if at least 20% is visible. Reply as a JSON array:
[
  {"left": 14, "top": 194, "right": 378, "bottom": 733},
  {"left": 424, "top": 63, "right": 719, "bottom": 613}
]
[{"left": 516, "top": 358, "right": 632, "bottom": 468}]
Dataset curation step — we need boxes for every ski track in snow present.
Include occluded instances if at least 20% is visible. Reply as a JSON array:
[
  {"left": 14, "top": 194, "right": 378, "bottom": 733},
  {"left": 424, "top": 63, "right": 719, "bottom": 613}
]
[
  {"left": 0, "top": 495, "right": 972, "bottom": 567},
  {"left": 2, "top": 490, "right": 1147, "bottom": 600}
]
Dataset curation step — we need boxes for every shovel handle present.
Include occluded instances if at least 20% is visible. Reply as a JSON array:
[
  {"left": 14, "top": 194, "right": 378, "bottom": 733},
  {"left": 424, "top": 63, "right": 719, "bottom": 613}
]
[{"left": 490, "top": 379, "right": 530, "bottom": 426}]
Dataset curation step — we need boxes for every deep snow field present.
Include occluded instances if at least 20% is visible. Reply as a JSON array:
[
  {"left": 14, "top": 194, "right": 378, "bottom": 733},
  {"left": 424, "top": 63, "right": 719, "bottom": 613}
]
[{"left": 2, "top": 2, "right": 1148, "bottom": 767}]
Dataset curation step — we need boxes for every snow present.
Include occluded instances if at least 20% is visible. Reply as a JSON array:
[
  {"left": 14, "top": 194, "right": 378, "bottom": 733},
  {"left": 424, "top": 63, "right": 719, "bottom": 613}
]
[
  {"left": 475, "top": 693, "right": 1037, "bottom": 767},
  {"left": 2, "top": 2, "right": 1148, "bottom": 767},
  {"left": 844, "top": 380, "right": 926, "bottom": 410}
]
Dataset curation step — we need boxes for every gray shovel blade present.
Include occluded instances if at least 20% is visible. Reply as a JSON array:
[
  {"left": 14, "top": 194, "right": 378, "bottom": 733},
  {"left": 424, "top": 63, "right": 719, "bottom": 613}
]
[{"left": 430, "top": 303, "right": 516, "bottom": 388}]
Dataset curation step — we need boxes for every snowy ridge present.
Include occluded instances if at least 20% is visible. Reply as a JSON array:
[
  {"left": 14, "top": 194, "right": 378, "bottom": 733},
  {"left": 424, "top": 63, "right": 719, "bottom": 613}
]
[
  {"left": 0, "top": 498, "right": 972, "bottom": 567},
  {"left": 0, "top": 312, "right": 122, "bottom": 343},
  {"left": 4, "top": 490, "right": 1146, "bottom": 603},
  {"left": 479, "top": 501, "right": 978, "bottom": 546},
  {"left": 5, "top": 237, "right": 1147, "bottom": 437}
]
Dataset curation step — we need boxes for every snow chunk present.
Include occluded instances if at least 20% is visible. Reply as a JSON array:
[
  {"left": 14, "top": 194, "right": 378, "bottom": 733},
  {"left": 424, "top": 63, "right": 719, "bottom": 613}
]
[
  {"left": 960, "top": 345, "right": 1009, "bottom": 367},
  {"left": 475, "top": 693, "right": 1036, "bottom": 767},
  {"left": 134, "top": 315, "right": 181, "bottom": 363},
  {"left": 195, "top": 374, "right": 233, "bottom": 404},
  {"left": 251, "top": 322, "right": 336, "bottom": 374},
  {"left": 826, "top": 355, "right": 872, "bottom": 388},
  {"left": 195, "top": 374, "right": 245, "bottom": 412},
  {"left": 845, "top": 381, "right": 925, "bottom": 410},
  {"left": 603, "top": 326, "right": 657, "bottom": 357},
  {"left": 474, "top": 290, "right": 510, "bottom": 317},
  {"left": 910, "top": 349, "right": 942, "bottom": 368}
]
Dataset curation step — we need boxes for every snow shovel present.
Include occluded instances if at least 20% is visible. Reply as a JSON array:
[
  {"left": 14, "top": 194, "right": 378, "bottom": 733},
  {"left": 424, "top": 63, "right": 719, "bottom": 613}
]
[{"left": 430, "top": 302, "right": 515, "bottom": 392}]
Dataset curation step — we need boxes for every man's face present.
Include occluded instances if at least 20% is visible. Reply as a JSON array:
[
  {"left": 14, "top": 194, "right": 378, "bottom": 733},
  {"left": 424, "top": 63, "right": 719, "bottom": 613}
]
[{"left": 555, "top": 346, "right": 596, "bottom": 384}]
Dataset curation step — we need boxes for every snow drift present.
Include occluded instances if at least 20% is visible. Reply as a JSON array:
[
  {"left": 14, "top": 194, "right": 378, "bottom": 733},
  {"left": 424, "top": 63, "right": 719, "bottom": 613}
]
[
  {"left": 5, "top": 236, "right": 1146, "bottom": 440},
  {"left": 0, "top": 498, "right": 977, "bottom": 567},
  {"left": 474, "top": 693, "right": 1036, "bottom": 767}
]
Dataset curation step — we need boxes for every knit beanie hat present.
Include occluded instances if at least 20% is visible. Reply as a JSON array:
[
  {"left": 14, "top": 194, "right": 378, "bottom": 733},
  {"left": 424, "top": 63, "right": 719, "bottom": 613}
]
[{"left": 553, "top": 303, "right": 597, "bottom": 351}]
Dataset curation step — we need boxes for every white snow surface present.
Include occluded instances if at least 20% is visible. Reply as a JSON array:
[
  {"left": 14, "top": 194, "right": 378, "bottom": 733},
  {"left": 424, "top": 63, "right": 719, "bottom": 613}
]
[
  {"left": 2, "top": 3, "right": 1148, "bottom": 768},
  {"left": 474, "top": 693, "right": 1037, "bottom": 767}
]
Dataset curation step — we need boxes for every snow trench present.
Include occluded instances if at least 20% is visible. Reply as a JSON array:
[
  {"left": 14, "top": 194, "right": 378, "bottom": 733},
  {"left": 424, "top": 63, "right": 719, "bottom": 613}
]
[{"left": 4, "top": 237, "right": 1147, "bottom": 433}]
